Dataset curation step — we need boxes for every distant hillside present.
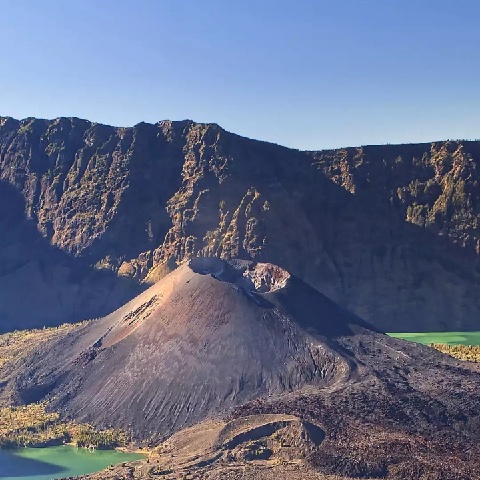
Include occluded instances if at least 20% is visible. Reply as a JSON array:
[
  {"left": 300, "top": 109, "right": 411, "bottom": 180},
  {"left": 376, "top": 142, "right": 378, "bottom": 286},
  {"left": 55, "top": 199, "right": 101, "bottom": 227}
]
[{"left": 1, "top": 115, "right": 480, "bottom": 331}]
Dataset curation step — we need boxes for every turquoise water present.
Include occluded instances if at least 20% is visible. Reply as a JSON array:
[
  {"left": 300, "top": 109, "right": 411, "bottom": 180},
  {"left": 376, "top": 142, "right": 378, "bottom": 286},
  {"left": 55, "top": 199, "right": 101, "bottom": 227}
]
[
  {"left": 0, "top": 445, "right": 144, "bottom": 480},
  {"left": 387, "top": 331, "right": 480, "bottom": 346}
]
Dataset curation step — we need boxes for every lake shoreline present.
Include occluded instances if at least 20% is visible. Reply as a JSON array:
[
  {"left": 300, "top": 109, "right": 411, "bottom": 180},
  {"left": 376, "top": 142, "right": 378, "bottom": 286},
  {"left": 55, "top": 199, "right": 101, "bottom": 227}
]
[
  {"left": 0, "top": 445, "right": 145, "bottom": 480},
  {"left": 387, "top": 331, "right": 480, "bottom": 346}
]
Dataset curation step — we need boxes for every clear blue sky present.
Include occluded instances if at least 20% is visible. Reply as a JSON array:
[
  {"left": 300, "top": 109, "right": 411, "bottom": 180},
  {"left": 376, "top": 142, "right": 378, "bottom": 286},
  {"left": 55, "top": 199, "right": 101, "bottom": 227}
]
[{"left": 1, "top": 0, "right": 479, "bottom": 150}]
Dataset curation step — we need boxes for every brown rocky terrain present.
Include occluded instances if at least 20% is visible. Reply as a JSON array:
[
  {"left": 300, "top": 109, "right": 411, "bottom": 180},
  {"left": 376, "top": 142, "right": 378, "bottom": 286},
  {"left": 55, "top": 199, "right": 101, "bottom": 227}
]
[
  {"left": 2, "top": 116, "right": 480, "bottom": 332},
  {"left": 1, "top": 259, "right": 480, "bottom": 479},
  {"left": 0, "top": 258, "right": 370, "bottom": 440}
]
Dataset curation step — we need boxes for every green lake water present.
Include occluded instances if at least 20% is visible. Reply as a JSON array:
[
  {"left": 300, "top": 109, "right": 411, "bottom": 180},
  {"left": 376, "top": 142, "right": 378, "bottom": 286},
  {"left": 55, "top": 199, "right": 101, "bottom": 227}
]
[
  {"left": 387, "top": 331, "right": 480, "bottom": 346},
  {"left": 0, "top": 445, "right": 144, "bottom": 480}
]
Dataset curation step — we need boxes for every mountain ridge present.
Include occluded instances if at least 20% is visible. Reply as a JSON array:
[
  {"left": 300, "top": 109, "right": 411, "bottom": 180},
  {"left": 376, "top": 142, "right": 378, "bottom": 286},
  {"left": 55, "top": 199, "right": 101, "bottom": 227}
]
[
  {"left": 4, "top": 114, "right": 479, "bottom": 150},
  {"left": 1, "top": 115, "right": 480, "bottom": 332}
]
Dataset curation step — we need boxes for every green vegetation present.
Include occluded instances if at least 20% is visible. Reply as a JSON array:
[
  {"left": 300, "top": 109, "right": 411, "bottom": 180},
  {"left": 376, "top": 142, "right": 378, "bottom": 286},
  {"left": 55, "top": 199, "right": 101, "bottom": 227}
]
[
  {"left": 387, "top": 331, "right": 480, "bottom": 346},
  {"left": 388, "top": 331, "right": 480, "bottom": 363},
  {"left": 0, "top": 324, "right": 129, "bottom": 451},
  {"left": 431, "top": 344, "right": 480, "bottom": 363},
  {"left": 0, "top": 403, "right": 65, "bottom": 448},
  {"left": 0, "top": 403, "right": 127, "bottom": 450},
  {"left": 72, "top": 424, "right": 128, "bottom": 450}
]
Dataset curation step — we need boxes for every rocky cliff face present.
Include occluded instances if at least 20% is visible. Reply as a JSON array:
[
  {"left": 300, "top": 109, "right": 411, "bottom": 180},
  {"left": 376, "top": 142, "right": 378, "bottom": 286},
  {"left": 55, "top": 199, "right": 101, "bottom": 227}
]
[{"left": 1, "top": 116, "right": 480, "bottom": 331}]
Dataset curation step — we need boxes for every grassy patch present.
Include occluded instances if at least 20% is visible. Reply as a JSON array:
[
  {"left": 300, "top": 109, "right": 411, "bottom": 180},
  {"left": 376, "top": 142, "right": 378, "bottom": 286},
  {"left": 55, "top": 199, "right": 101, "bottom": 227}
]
[
  {"left": 0, "top": 403, "right": 128, "bottom": 449},
  {"left": 388, "top": 331, "right": 480, "bottom": 363}
]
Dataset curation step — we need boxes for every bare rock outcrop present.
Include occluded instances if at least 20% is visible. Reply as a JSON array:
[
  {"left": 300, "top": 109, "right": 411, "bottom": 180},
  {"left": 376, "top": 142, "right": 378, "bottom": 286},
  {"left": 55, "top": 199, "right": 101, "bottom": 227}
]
[{"left": 2, "top": 116, "right": 480, "bottom": 331}]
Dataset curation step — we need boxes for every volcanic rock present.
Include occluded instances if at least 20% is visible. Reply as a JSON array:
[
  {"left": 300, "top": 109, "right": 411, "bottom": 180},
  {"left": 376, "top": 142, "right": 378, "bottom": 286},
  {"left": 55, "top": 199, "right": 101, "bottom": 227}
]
[
  {"left": 2, "top": 258, "right": 374, "bottom": 439},
  {"left": 2, "top": 259, "right": 480, "bottom": 479},
  {"left": 2, "top": 117, "right": 480, "bottom": 331}
]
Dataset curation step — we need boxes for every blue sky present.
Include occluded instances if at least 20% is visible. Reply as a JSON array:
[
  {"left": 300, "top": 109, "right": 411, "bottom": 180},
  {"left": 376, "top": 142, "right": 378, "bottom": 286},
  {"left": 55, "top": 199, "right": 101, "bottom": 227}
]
[{"left": 1, "top": 0, "right": 479, "bottom": 150}]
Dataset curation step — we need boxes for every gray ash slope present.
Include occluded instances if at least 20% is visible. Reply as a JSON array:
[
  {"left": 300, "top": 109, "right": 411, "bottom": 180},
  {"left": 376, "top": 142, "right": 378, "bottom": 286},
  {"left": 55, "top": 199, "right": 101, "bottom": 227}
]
[
  {"left": 3, "top": 259, "right": 480, "bottom": 445},
  {"left": 4, "top": 258, "right": 374, "bottom": 438},
  {"left": 3, "top": 259, "right": 480, "bottom": 478}
]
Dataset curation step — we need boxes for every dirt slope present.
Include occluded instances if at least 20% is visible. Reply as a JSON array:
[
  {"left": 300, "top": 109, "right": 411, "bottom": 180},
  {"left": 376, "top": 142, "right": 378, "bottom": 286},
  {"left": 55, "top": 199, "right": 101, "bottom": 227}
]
[
  {"left": 2, "top": 259, "right": 480, "bottom": 479},
  {"left": 1, "top": 259, "right": 372, "bottom": 440}
]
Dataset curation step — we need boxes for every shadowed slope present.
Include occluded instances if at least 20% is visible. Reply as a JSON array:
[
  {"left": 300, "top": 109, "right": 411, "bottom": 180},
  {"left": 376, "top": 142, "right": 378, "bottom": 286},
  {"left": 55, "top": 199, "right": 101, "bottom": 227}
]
[{"left": 0, "top": 180, "right": 143, "bottom": 332}]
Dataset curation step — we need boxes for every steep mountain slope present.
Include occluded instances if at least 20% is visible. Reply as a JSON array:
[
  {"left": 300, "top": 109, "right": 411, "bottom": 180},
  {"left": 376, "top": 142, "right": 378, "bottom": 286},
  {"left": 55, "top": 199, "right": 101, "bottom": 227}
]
[
  {"left": 2, "top": 259, "right": 480, "bottom": 479},
  {"left": 0, "top": 181, "right": 141, "bottom": 332},
  {"left": 1, "top": 259, "right": 368, "bottom": 439},
  {"left": 313, "top": 141, "right": 480, "bottom": 255},
  {"left": 1, "top": 116, "right": 480, "bottom": 331}
]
